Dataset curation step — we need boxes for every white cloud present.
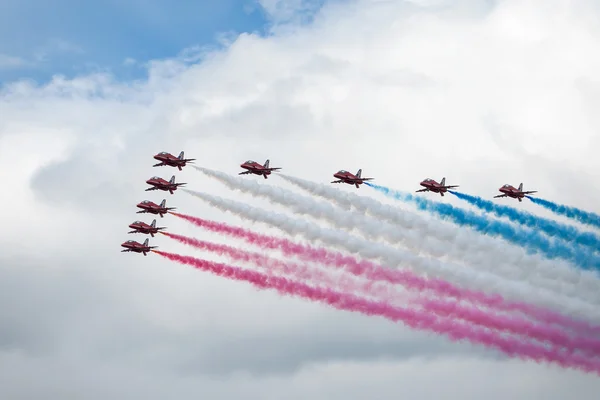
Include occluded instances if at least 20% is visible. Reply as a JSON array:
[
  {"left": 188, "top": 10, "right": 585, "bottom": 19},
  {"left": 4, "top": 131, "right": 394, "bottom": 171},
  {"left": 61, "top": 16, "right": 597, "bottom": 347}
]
[
  {"left": 0, "top": 54, "right": 27, "bottom": 69},
  {"left": 258, "top": 0, "right": 324, "bottom": 23},
  {"left": 1, "top": 0, "right": 600, "bottom": 397}
]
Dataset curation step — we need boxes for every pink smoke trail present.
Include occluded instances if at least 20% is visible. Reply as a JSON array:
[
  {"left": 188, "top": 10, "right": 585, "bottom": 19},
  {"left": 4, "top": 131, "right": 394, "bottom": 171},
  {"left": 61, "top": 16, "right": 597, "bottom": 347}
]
[
  {"left": 162, "top": 231, "right": 600, "bottom": 358},
  {"left": 152, "top": 250, "right": 600, "bottom": 375},
  {"left": 161, "top": 231, "right": 409, "bottom": 303},
  {"left": 170, "top": 212, "right": 600, "bottom": 336}
]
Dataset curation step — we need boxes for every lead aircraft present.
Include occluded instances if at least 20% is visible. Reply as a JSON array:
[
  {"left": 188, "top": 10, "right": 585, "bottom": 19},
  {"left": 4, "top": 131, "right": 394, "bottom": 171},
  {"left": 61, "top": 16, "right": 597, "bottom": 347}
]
[{"left": 153, "top": 151, "right": 195, "bottom": 171}]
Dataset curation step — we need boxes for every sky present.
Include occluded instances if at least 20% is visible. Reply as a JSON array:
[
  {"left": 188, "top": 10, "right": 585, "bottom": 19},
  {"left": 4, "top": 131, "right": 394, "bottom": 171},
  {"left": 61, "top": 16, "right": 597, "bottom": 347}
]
[
  {"left": 0, "top": 0, "right": 324, "bottom": 83},
  {"left": 2, "top": 0, "right": 600, "bottom": 398}
]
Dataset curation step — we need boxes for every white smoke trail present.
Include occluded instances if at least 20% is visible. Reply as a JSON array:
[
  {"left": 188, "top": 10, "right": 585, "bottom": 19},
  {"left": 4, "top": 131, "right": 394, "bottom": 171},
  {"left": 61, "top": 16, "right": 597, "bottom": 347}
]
[
  {"left": 193, "top": 166, "right": 600, "bottom": 307},
  {"left": 184, "top": 188, "right": 600, "bottom": 323},
  {"left": 277, "top": 174, "right": 600, "bottom": 288}
]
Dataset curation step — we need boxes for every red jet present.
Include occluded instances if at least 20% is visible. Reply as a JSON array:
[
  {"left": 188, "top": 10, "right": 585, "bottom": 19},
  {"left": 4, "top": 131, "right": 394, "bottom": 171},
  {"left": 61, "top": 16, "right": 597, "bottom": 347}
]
[
  {"left": 494, "top": 183, "right": 538, "bottom": 202},
  {"left": 128, "top": 219, "right": 166, "bottom": 237},
  {"left": 145, "top": 175, "right": 186, "bottom": 194},
  {"left": 416, "top": 177, "right": 459, "bottom": 197},
  {"left": 239, "top": 159, "right": 281, "bottom": 179},
  {"left": 153, "top": 151, "right": 196, "bottom": 171},
  {"left": 136, "top": 199, "right": 176, "bottom": 218},
  {"left": 121, "top": 238, "right": 157, "bottom": 256},
  {"left": 331, "top": 169, "right": 373, "bottom": 188}
]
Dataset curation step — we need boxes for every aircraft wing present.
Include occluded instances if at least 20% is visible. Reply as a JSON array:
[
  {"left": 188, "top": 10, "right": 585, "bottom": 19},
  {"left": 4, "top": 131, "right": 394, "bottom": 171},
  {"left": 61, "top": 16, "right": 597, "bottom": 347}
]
[
  {"left": 145, "top": 187, "right": 159, "bottom": 191},
  {"left": 521, "top": 191, "right": 537, "bottom": 195},
  {"left": 360, "top": 178, "right": 374, "bottom": 181},
  {"left": 239, "top": 171, "right": 254, "bottom": 175},
  {"left": 444, "top": 185, "right": 459, "bottom": 189},
  {"left": 331, "top": 180, "right": 343, "bottom": 183},
  {"left": 152, "top": 162, "right": 166, "bottom": 167},
  {"left": 494, "top": 194, "right": 507, "bottom": 198},
  {"left": 416, "top": 188, "right": 428, "bottom": 192},
  {"left": 265, "top": 167, "right": 282, "bottom": 171},
  {"left": 183, "top": 158, "right": 196, "bottom": 162}
]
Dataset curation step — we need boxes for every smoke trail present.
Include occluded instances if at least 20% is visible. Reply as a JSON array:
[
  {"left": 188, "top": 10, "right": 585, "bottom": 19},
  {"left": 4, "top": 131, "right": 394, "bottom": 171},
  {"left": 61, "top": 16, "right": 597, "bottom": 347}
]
[
  {"left": 192, "top": 167, "right": 600, "bottom": 306},
  {"left": 366, "top": 182, "right": 600, "bottom": 270},
  {"left": 450, "top": 191, "right": 600, "bottom": 252},
  {"left": 181, "top": 190, "right": 600, "bottom": 322},
  {"left": 161, "top": 231, "right": 409, "bottom": 303},
  {"left": 153, "top": 250, "right": 600, "bottom": 374},
  {"left": 161, "top": 233, "right": 600, "bottom": 357},
  {"left": 276, "top": 173, "right": 600, "bottom": 295},
  {"left": 171, "top": 211, "right": 600, "bottom": 333},
  {"left": 527, "top": 196, "right": 600, "bottom": 231}
]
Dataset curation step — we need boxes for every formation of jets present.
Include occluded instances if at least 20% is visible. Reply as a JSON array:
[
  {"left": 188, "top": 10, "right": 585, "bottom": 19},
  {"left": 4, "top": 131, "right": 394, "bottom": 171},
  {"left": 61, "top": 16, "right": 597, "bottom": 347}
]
[
  {"left": 122, "top": 150, "right": 540, "bottom": 256},
  {"left": 121, "top": 151, "right": 190, "bottom": 256}
]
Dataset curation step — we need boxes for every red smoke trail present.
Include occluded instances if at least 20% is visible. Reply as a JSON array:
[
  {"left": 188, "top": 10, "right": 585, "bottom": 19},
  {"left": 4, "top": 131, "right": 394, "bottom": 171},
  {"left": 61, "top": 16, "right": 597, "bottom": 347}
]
[
  {"left": 152, "top": 249, "right": 600, "bottom": 375},
  {"left": 162, "top": 231, "right": 600, "bottom": 358},
  {"left": 170, "top": 212, "right": 600, "bottom": 336},
  {"left": 161, "top": 232, "right": 410, "bottom": 304}
]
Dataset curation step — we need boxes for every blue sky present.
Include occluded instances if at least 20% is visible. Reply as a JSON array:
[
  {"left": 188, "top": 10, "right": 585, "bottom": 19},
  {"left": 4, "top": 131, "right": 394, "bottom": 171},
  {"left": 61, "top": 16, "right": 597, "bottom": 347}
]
[{"left": 0, "top": 0, "right": 279, "bottom": 84}]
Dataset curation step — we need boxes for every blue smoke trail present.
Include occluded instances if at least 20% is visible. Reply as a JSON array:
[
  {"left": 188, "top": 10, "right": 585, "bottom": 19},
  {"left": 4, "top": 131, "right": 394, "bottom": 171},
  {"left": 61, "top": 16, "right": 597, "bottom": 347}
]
[
  {"left": 449, "top": 191, "right": 600, "bottom": 252},
  {"left": 365, "top": 182, "right": 600, "bottom": 271},
  {"left": 527, "top": 196, "right": 600, "bottom": 230}
]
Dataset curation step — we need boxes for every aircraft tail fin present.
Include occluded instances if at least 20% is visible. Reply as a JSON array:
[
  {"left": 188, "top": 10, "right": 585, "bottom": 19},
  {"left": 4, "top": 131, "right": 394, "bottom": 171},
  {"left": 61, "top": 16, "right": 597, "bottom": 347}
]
[
  {"left": 160, "top": 199, "right": 166, "bottom": 208},
  {"left": 518, "top": 183, "right": 523, "bottom": 192},
  {"left": 178, "top": 151, "right": 184, "bottom": 159},
  {"left": 143, "top": 238, "right": 149, "bottom": 247},
  {"left": 169, "top": 175, "right": 176, "bottom": 184},
  {"left": 264, "top": 159, "right": 270, "bottom": 168},
  {"left": 151, "top": 219, "right": 156, "bottom": 228},
  {"left": 356, "top": 169, "right": 362, "bottom": 178},
  {"left": 441, "top": 177, "right": 446, "bottom": 186}
]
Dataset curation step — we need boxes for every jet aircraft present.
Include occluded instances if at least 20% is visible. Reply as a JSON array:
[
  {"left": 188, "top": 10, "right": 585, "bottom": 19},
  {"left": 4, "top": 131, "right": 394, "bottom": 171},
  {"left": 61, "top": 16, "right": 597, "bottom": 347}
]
[
  {"left": 239, "top": 159, "right": 281, "bottom": 179},
  {"left": 145, "top": 175, "right": 186, "bottom": 194},
  {"left": 331, "top": 169, "right": 373, "bottom": 188},
  {"left": 494, "top": 183, "right": 537, "bottom": 202},
  {"left": 121, "top": 238, "right": 157, "bottom": 256},
  {"left": 128, "top": 219, "right": 166, "bottom": 237},
  {"left": 153, "top": 151, "right": 195, "bottom": 171},
  {"left": 416, "top": 177, "right": 459, "bottom": 196},
  {"left": 136, "top": 199, "right": 175, "bottom": 218}
]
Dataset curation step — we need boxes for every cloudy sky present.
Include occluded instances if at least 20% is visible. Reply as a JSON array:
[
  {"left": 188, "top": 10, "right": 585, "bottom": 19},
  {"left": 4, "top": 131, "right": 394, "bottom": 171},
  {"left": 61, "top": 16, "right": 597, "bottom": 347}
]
[{"left": 1, "top": 0, "right": 600, "bottom": 398}]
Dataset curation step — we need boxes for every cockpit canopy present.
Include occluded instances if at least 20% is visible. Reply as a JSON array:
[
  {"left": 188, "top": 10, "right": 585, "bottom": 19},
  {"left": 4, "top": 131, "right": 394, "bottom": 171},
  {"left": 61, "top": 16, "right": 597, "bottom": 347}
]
[
  {"left": 141, "top": 200, "right": 151, "bottom": 204},
  {"left": 424, "top": 178, "right": 433, "bottom": 182},
  {"left": 159, "top": 152, "right": 168, "bottom": 155},
  {"left": 132, "top": 221, "right": 143, "bottom": 224},
  {"left": 337, "top": 170, "right": 348, "bottom": 174},
  {"left": 503, "top": 184, "right": 510, "bottom": 188},
  {"left": 244, "top": 160, "right": 255, "bottom": 164},
  {"left": 150, "top": 176, "right": 161, "bottom": 180}
]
